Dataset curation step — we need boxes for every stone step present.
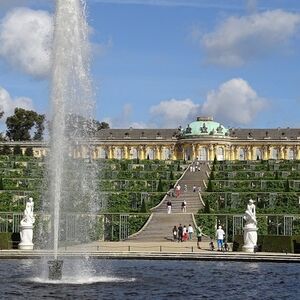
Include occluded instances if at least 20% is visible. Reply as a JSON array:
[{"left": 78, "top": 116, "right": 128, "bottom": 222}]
[{"left": 129, "top": 162, "right": 210, "bottom": 242}]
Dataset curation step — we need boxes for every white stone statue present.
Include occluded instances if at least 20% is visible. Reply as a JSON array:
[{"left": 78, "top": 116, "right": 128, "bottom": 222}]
[
  {"left": 21, "top": 197, "right": 35, "bottom": 226},
  {"left": 242, "top": 199, "right": 258, "bottom": 253},
  {"left": 19, "top": 197, "right": 35, "bottom": 250}
]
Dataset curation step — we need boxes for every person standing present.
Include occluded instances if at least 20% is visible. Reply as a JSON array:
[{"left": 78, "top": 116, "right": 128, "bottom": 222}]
[
  {"left": 178, "top": 224, "right": 183, "bottom": 242},
  {"left": 188, "top": 224, "right": 194, "bottom": 240},
  {"left": 216, "top": 225, "right": 225, "bottom": 251},
  {"left": 196, "top": 226, "right": 203, "bottom": 249},
  {"left": 172, "top": 226, "right": 178, "bottom": 241},
  {"left": 167, "top": 200, "right": 172, "bottom": 214}
]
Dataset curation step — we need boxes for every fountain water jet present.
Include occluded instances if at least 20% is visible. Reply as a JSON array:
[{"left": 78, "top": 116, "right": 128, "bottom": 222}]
[{"left": 46, "top": 0, "right": 97, "bottom": 279}]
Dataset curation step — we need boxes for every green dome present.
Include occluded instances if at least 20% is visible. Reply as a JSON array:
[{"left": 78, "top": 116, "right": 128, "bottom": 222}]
[{"left": 182, "top": 117, "right": 229, "bottom": 137}]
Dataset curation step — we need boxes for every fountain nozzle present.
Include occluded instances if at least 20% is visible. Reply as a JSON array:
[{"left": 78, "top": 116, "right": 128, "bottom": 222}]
[{"left": 48, "top": 259, "right": 64, "bottom": 280}]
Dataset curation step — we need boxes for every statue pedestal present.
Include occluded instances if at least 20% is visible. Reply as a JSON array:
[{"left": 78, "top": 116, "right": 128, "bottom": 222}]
[
  {"left": 242, "top": 226, "right": 258, "bottom": 253},
  {"left": 18, "top": 224, "right": 34, "bottom": 250}
]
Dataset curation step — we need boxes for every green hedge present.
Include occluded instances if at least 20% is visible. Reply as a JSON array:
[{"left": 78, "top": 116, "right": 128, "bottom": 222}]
[
  {"left": 0, "top": 232, "right": 20, "bottom": 249},
  {"left": 233, "top": 235, "right": 300, "bottom": 253}
]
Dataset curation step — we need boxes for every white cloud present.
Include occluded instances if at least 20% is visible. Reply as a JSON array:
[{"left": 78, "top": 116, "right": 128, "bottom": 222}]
[
  {"left": 0, "top": 86, "right": 34, "bottom": 122},
  {"left": 201, "top": 78, "right": 266, "bottom": 125},
  {"left": 104, "top": 104, "right": 147, "bottom": 128},
  {"left": 0, "top": 7, "right": 53, "bottom": 78},
  {"left": 201, "top": 9, "right": 300, "bottom": 66},
  {"left": 150, "top": 98, "right": 201, "bottom": 128}
]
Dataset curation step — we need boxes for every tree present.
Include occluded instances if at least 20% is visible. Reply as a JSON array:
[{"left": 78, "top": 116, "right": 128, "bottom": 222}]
[
  {"left": 169, "top": 170, "right": 174, "bottom": 180},
  {"left": 6, "top": 108, "right": 45, "bottom": 141},
  {"left": 0, "top": 145, "right": 11, "bottom": 155},
  {"left": 206, "top": 178, "right": 213, "bottom": 192},
  {"left": 140, "top": 198, "right": 147, "bottom": 213},
  {"left": 13, "top": 145, "right": 22, "bottom": 156},
  {"left": 203, "top": 198, "right": 211, "bottom": 213},
  {"left": 285, "top": 179, "right": 290, "bottom": 192},
  {"left": 62, "top": 114, "right": 110, "bottom": 139},
  {"left": 157, "top": 178, "right": 163, "bottom": 192},
  {"left": 25, "top": 147, "right": 34, "bottom": 157}
]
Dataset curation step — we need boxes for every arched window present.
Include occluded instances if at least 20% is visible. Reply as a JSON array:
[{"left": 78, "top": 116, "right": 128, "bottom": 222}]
[
  {"left": 217, "top": 147, "right": 224, "bottom": 161},
  {"left": 162, "top": 147, "right": 171, "bottom": 160},
  {"left": 239, "top": 148, "right": 245, "bottom": 161},
  {"left": 288, "top": 148, "right": 295, "bottom": 160},
  {"left": 185, "top": 146, "right": 192, "bottom": 161},
  {"left": 255, "top": 148, "right": 262, "bottom": 160},
  {"left": 99, "top": 147, "right": 107, "bottom": 159},
  {"left": 114, "top": 147, "right": 123, "bottom": 160},
  {"left": 146, "top": 148, "right": 154, "bottom": 160},
  {"left": 271, "top": 148, "right": 279, "bottom": 159},
  {"left": 130, "top": 147, "right": 138, "bottom": 159},
  {"left": 199, "top": 147, "right": 207, "bottom": 161}
]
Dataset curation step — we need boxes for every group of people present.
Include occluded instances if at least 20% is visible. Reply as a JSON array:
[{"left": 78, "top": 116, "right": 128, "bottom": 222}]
[
  {"left": 166, "top": 199, "right": 187, "bottom": 213},
  {"left": 189, "top": 160, "right": 202, "bottom": 173},
  {"left": 170, "top": 223, "right": 230, "bottom": 251},
  {"left": 172, "top": 224, "right": 194, "bottom": 242}
]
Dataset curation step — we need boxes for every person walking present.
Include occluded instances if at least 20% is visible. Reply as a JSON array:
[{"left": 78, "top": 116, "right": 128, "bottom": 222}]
[
  {"left": 166, "top": 200, "right": 172, "bottom": 214},
  {"left": 216, "top": 225, "right": 225, "bottom": 251},
  {"left": 188, "top": 224, "right": 194, "bottom": 240},
  {"left": 181, "top": 200, "right": 187, "bottom": 212}
]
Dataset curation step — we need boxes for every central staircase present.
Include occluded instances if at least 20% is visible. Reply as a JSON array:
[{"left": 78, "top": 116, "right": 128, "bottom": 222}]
[{"left": 128, "top": 162, "right": 210, "bottom": 241}]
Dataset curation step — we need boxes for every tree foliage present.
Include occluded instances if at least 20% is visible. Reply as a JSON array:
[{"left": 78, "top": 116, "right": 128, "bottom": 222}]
[
  {"left": 6, "top": 108, "right": 45, "bottom": 141},
  {"left": 62, "top": 114, "right": 110, "bottom": 139}
]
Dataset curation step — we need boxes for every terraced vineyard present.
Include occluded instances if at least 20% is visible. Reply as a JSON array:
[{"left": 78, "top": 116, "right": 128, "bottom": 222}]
[
  {"left": 0, "top": 156, "right": 185, "bottom": 241},
  {"left": 196, "top": 159, "right": 300, "bottom": 240}
]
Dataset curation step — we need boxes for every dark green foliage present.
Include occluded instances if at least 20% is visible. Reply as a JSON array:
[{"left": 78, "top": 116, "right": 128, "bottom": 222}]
[
  {"left": 177, "top": 164, "right": 181, "bottom": 171},
  {"left": 206, "top": 178, "right": 213, "bottom": 192},
  {"left": 195, "top": 214, "right": 216, "bottom": 238},
  {"left": 275, "top": 171, "right": 279, "bottom": 180},
  {"left": 0, "top": 145, "right": 11, "bottom": 155},
  {"left": 13, "top": 145, "right": 22, "bottom": 156},
  {"left": 203, "top": 198, "right": 211, "bottom": 213},
  {"left": 62, "top": 114, "right": 109, "bottom": 139},
  {"left": 25, "top": 147, "right": 33, "bottom": 156},
  {"left": 209, "top": 171, "right": 215, "bottom": 180},
  {"left": 140, "top": 198, "right": 147, "bottom": 213},
  {"left": 169, "top": 170, "right": 174, "bottom": 180},
  {"left": 233, "top": 235, "right": 300, "bottom": 253},
  {"left": 157, "top": 178, "right": 163, "bottom": 192},
  {"left": 6, "top": 108, "right": 45, "bottom": 141},
  {"left": 213, "top": 155, "right": 217, "bottom": 165},
  {"left": 285, "top": 179, "right": 290, "bottom": 192},
  {"left": 0, "top": 178, "right": 3, "bottom": 190}
]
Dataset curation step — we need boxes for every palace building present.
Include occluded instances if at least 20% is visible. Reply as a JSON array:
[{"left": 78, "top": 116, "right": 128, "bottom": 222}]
[
  {"left": 4, "top": 117, "right": 300, "bottom": 161},
  {"left": 87, "top": 116, "right": 300, "bottom": 161}
]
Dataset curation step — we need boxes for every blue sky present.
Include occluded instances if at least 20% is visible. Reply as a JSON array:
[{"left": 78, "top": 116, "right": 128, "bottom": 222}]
[{"left": 0, "top": 0, "right": 300, "bottom": 129}]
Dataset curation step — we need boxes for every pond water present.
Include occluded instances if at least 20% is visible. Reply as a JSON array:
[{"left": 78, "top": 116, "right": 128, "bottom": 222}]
[{"left": 1, "top": 259, "right": 300, "bottom": 299}]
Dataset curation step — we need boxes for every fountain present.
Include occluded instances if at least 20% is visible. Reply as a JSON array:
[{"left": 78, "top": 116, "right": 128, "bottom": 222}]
[{"left": 45, "top": 0, "right": 97, "bottom": 279}]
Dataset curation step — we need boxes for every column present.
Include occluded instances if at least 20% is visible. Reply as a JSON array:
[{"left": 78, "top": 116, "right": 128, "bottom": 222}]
[
  {"left": 296, "top": 146, "right": 300, "bottom": 160},
  {"left": 263, "top": 146, "right": 268, "bottom": 160},
  {"left": 279, "top": 146, "right": 285, "bottom": 160},
  {"left": 140, "top": 145, "right": 145, "bottom": 160},
  {"left": 246, "top": 146, "right": 252, "bottom": 161},
  {"left": 192, "top": 144, "right": 196, "bottom": 161},
  {"left": 230, "top": 146, "right": 235, "bottom": 161},
  {"left": 156, "top": 145, "right": 161, "bottom": 160},
  {"left": 123, "top": 146, "right": 129, "bottom": 159},
  {"left": 252, "top": 146, "right": 256, "bottom": 161},
  {"left": 108, "top": 146, "right": 113, "bottom": 159}
]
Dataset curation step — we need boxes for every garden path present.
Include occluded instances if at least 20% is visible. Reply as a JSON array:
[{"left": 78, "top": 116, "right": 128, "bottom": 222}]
[{"left": 128, "top": 162, "right": 210, "bottom": 241}]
